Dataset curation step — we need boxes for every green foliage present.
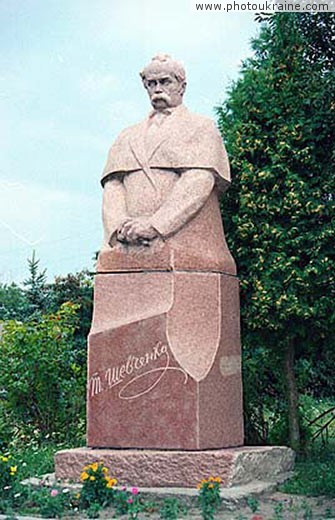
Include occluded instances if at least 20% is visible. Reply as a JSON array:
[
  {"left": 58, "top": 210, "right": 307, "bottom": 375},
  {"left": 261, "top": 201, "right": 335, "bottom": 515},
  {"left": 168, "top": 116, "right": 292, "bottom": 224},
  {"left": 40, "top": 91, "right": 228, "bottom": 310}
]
[
  {"left": 273, "top": 501, "right": 284, "bottom": 520},
  {"left": 0, "top": 258, "right": 92, "bottom": 460},
  {"left": 281, "top": 443, "right": 335, "bottom": 497},
  {"left": 197, "top": 477, "right": 222, "bottom": 520},
  {"left": 0, "top": 283, "right": 30, "bottom": 321},
  {"left": 291, "top": 13, "right": 335, "bottom": 71},
  {"left": 23, "top": 251, "right": 49, "bottom": 317},
  {"left": 246, "top": 497, "right": 260, "bottom": 513},
  {"left": 217, "top": 13, "right": 335, "bottom": 447},
  {"left": 13, "top": 441, "right": 56, "bottom": 479},
  {"left": 79, "top": 463, "right": 143, "bottom": 518},
  {"left": 79, "top": 462, "right": 117, "bottom": 510},
  {"left": 0, "top": 256, "right": 93, "bottom": 347},
  {"left": 31, "top": 486, "right": 72, "bottom": 519},
  {"left": 0, "top": 454, "right": 19, "bottom": 512},
  {"left": 47, "top": 270, "right": 93, "bottom": 372},
  {"left": 159, "top": 498, "right": 187, "bottom": 519},
  {"left": 48, "top": 270, "right": 93, "bottom": 339},
  {"left": 0, "top": 302, "right": 85, "bottom": 443}
]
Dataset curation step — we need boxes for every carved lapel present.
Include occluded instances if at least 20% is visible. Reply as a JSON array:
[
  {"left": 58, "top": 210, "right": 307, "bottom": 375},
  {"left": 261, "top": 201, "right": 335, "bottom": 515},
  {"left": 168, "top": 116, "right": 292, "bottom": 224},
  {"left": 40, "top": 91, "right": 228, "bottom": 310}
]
[{"left": 129, "top": 121, "right": 159, "bottom": 192}]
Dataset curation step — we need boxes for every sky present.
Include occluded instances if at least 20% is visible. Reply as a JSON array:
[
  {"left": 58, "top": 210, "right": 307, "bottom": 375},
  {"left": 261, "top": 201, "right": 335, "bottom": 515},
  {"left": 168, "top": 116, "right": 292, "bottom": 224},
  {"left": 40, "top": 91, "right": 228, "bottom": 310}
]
[{"left": 0, "top": 0, "right": 260, "bottom": 284}]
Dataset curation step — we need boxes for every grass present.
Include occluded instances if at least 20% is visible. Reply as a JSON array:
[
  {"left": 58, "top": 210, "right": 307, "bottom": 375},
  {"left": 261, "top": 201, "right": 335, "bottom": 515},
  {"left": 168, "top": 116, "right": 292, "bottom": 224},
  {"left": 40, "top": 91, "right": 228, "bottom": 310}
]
[
  {"left": 280, "top": 443, "right": 335, "bottom": 497},
  {"left": 15, "top": 443, "right": 56, "bottom": 480}
]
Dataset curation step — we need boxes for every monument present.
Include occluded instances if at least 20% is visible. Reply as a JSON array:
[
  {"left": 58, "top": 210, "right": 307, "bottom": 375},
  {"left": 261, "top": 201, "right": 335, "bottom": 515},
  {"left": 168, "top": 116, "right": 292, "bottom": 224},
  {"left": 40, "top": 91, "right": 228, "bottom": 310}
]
[
  {"left": 55, "top": 55, "right": 294, "bottom": 487},
  {"left": 88, "top": 53, "right": 243, "bottom": 449}
]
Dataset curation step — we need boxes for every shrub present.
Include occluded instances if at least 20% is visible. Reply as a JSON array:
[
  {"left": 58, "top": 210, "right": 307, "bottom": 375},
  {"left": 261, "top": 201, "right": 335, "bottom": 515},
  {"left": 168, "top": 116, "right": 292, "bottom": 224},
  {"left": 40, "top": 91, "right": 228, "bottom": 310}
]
[
  {"left": 79, "top": 462, "right": 117, "bottom": 509},
  {"left": 0, "top": 302, "right": 85, "bottom": 444}
]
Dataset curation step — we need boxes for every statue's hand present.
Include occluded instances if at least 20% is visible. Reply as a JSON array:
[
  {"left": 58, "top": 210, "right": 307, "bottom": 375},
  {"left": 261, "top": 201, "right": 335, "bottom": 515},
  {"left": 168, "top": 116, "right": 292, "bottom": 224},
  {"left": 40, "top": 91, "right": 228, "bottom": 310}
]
[{"left": 117, "top": 217, "right": 159, "bottom": 245}]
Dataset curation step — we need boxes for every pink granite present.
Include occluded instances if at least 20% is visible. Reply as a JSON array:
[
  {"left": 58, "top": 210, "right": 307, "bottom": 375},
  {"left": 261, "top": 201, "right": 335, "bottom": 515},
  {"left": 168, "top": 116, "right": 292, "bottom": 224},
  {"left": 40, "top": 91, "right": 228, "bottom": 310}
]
[
  {"left": 86, "top": 55, "right": 243, "bottom": 451},
  {"left": 97, "top": 189, "right": 236, "bottom": 275},
  {"left": 87, "top": 271, "right": 243, "bottom": 449},
  {"left": 99, "top": 55, "right": 233, "bottom": 269},
  {"left": 55, "top": 55, "right": 294, "bottom": 487},
  {"left": 55, "top": 446, "right": 295, "bottom": 487}
]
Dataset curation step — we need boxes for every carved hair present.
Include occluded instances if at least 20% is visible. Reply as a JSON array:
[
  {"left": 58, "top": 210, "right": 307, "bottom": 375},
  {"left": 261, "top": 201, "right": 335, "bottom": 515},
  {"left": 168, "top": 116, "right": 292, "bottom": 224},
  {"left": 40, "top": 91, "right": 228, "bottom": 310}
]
[{"left": 140, "top": 54, "right": 186, "bottom": 83}]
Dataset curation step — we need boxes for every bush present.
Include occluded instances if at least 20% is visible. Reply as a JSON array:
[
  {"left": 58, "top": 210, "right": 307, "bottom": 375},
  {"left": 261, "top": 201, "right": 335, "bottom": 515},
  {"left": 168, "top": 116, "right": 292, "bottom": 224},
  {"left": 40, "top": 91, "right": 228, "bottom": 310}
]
[{"left": 0, "top": 302, "right": 86, "bottom": 445}]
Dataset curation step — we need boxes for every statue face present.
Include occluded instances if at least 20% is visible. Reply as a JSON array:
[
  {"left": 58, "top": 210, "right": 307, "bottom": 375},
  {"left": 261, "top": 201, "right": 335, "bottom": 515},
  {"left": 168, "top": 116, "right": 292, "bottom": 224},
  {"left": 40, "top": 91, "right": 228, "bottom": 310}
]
[{"left": 144, "top": 71, "right": 185, "bottom": 110}]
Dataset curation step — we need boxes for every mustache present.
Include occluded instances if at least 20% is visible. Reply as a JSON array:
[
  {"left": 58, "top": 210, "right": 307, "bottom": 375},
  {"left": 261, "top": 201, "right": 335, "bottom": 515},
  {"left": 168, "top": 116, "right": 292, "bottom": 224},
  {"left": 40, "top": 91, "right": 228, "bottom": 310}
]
[{"left": 151, "top": 93, "right": 170, "bottom": 101}]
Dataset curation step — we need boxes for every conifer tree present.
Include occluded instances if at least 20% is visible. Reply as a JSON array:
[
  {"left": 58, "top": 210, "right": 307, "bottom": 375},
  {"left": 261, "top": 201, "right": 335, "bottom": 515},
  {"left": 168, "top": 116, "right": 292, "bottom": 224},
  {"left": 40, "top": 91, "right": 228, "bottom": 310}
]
[
  {"left": 23, "top": 250, "right": 48, "bottom": 316},
  {"left": 217, "top": 14, "right": 335, "bottom": 449}
]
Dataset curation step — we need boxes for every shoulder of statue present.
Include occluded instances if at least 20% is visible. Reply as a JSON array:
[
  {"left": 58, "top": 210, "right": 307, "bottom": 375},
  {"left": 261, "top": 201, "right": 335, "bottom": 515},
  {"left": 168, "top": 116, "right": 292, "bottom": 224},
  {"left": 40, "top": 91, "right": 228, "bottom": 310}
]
[
  {"left": 179, "top": 106, "right": 219, "bottom": 132},
  {"left": 111, "top": 118, "right": 146, "bottom": 144}
]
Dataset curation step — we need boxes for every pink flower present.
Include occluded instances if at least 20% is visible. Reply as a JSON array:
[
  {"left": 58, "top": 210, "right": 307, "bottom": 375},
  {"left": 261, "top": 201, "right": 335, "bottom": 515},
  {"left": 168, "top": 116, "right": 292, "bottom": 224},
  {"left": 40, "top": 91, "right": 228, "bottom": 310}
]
[
  {"left": 127, "top": 498, "right": 133, "bottom": 504},
  {"left": 131, "top": 487, "right": 139, "bottom": 495},
  {"left": 50, "top": 489, "right": 59, "bottom": 497},
  {"left": 122, "top": 486, "right": 127, "bottom": 491}
]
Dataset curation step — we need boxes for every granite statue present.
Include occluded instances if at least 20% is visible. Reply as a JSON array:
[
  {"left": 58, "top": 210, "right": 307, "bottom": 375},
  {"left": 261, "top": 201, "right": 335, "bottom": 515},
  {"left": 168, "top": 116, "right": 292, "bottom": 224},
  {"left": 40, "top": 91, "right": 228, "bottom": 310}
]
[
  {"left": 55, "top": 55, "right": 295, "bottom": 488},
  {"left": 98, "top": 54, "right": 234, "bottom": 273},
  {"left": 87, "top": 54, "right": 243, "bottom": 450}
]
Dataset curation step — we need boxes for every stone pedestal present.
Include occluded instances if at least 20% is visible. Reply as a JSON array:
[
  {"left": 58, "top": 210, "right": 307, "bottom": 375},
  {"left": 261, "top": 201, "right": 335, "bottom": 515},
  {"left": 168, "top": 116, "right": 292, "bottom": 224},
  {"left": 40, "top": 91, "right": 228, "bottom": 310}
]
[
  {"left": 55, "top": 446, "right": 295, "bottom": 487},
  {"left": 87, "top": 267, "right": 243, "bottom": 449}
]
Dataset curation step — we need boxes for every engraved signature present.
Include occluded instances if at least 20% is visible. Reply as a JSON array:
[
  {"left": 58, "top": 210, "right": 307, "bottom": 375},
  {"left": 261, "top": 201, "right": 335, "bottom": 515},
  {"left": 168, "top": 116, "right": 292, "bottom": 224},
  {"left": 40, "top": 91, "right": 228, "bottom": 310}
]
[{"left": 89, "top": 342, "right": 188, "bottom": 400}]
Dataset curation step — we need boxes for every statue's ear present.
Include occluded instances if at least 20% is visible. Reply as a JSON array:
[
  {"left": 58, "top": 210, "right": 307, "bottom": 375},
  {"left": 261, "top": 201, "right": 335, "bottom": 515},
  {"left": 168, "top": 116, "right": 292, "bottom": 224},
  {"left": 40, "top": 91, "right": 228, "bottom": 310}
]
[
  {"left": 180, "top": 81, "right": 187, "bottom": 95},
  {"left": 139, "top": 73, "right": 147, "bottom": 89}
]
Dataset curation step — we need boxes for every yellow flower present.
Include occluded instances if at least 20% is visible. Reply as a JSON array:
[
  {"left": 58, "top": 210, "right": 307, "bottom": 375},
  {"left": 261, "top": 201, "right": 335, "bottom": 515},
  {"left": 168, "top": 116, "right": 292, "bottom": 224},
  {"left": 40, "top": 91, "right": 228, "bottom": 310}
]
[
  {"left": 90, "top": 462, "right": 99, "bottom": 472},
  {"left": 102, "top": 467, "right": 109, "bottom": 475},
  {"left": 80, "top": 471, "right": 89, "bottom": 481},
  {"left": 208, "top": 483, "right": 214, "bottom": 489},
  {"left": 75, "top": 493, "right": 81, "bottom": 499},
  {"left": 106, "top": 477, "right": 117, "bottom": 488},
  {"left": 0, "top": 456, "right": 9, "bottom": 462},
  {"left": 214, "top": 476, "right": 222, "bottom": 483},
  {"left": 10, "top": 466, "right": 17, "bottom": 475},
  {"left": 197, "top": 478, "right": 210, "bottom": 489},
  {"left": 89, "top": 476, "right": 96, "bottom": 481}
]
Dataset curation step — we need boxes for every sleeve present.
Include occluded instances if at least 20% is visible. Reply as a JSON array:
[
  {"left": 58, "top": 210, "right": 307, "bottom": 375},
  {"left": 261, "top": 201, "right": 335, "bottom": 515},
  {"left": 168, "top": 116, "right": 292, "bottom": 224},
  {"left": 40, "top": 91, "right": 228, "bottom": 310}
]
[
  {"left": 150, "top": 168, "right": 215, "bottom": 238},
  {"left": 102, "top": 177, "right": 128, "bottom": 248}
]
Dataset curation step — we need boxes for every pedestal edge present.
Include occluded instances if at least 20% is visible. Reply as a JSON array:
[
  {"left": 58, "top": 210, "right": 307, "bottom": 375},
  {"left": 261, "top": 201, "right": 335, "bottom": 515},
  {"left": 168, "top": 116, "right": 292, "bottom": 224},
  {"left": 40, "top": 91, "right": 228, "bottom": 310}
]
[{"left": 54, "top": 446, "right": 295, "bottom": 488}]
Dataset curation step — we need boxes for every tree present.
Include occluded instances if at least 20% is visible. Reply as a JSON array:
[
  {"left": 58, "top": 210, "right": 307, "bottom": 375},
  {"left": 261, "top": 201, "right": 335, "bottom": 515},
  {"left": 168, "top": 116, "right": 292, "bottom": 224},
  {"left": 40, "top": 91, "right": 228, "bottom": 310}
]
[
  {"left": 47, "top": 270, "right": 93, "bottom": 368},
  {"left": 48, "top": 270, "right": 93, "bottom": 339},
  {"left": 23, "top": 251, "right": 49, "bottom": 317},
  {"left": 0, "top": 283, "right": 30, "bottom": 321},
  {"left": 217, "top": 14, "right": 335, "bottom": 450}
]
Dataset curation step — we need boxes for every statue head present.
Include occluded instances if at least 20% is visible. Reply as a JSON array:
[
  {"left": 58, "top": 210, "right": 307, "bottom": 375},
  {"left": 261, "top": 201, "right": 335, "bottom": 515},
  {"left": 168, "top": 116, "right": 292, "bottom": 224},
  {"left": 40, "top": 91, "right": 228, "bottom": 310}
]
[{"left": 140, "top": 54, "right": 187, "bottom": 110}]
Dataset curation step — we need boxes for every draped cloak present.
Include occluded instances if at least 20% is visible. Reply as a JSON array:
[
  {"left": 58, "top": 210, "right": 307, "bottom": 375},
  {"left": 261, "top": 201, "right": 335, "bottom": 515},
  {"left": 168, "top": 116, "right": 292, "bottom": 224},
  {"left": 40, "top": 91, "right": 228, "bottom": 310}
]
[
  {"left": 95, "top": 105, "right": 237, "bottom": 386},
  {"left": 98, "top": 105, "right": 236, "bottom": 275}
]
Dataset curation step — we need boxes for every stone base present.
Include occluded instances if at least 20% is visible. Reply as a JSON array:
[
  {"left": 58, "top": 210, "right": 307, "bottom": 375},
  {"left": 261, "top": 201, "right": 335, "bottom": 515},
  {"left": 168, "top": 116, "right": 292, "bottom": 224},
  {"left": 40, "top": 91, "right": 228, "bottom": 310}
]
[
  {"left": 55, "top": 446, "right": 295, "bottom": 488},
  {"left": 87, "top": 271, "right": 243, "bottom": 449}
]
